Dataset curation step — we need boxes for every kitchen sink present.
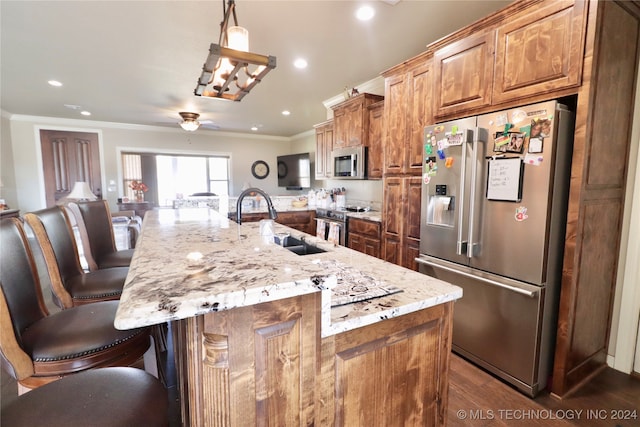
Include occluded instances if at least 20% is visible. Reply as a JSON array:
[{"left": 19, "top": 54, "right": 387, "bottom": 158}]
[{"left": 274, "top": 235, "right": 326, "bottom": 256}]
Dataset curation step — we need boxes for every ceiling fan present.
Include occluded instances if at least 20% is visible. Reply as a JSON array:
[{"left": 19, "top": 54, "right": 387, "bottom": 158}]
[{"left": 178, "top": 112, "right": 219, "bottom": 131}]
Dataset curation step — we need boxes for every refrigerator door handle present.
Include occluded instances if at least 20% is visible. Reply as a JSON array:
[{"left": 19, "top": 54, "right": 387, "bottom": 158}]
[
  {"left": 456, "top": 133, "right": 469, "bottom": 256},
  {"left": 467, "top": 128, "right": 484, "bottom": 257},
  {"left": 416, "top": 257, "right": 539, "bottom": 298}
]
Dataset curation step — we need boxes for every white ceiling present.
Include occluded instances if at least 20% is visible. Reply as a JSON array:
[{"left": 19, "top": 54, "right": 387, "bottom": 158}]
[{"left": 1, "top": 1, "right": 512, "bottom": 137}]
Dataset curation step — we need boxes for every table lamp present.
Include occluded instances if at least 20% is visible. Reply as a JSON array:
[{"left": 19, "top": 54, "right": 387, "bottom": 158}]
[{"left": 67, "top": 181, "right": 98, "bottom": 201}]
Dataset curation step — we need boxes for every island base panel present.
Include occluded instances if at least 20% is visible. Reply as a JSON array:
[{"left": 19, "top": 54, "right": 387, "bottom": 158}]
[
  {"left": 174, "top": 296, "right": 454, "bottom": 426},
  {"left": 318, "top": 301, "right": 453, "bottom": 427}
]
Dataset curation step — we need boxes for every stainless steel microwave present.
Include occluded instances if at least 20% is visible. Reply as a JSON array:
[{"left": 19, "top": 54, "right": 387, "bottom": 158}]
[{"left": 331, "top": 146, "right": 367, "bottom": 179}]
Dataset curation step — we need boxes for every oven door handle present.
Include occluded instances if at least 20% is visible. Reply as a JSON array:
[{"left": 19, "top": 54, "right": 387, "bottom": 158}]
[{"left": 315, "top": 218, "right": 343, "bottom": 224}]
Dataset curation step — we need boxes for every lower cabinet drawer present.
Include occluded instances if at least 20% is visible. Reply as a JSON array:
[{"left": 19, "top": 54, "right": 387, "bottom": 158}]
[
  {"left": 348, "top": 218, "right": 381, "bottom": 238},
  {"left": 348, "top": 218, "right": 381, "bottom": 258}
]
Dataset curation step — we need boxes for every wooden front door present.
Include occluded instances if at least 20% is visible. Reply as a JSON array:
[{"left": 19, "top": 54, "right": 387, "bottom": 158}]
[{"left": 39, "top": 130, "right": 102, "bottom": 206}]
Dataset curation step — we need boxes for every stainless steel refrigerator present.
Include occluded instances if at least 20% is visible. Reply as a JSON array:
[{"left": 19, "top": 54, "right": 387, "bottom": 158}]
[{"left": 417, "top": 100, "right": 575, "bottom": 396}]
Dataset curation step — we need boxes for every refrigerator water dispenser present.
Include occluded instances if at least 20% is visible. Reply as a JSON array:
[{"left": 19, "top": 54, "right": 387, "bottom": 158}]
[{"left": 427, "top": 195, "right": 454, "bottom": 227}]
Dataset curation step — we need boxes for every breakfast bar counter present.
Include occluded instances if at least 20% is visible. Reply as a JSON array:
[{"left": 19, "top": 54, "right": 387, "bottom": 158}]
[{"left": 115, "top": 208, "right": 462, "bottom": 426}]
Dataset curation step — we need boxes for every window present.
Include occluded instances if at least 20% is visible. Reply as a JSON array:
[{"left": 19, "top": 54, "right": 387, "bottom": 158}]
[
  {"left": 122, "top": 153, "right": 143, "bottom": 200},
  {"left": 122, "top": 152, "right": 230, "bottom": 206}
]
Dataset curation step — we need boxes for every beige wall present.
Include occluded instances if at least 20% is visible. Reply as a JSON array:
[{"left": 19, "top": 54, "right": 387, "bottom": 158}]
[
  {"left": 3, "top": 114, "right": 318, "bottom": 212},
  {"left": 0, "top": 113, "right": 18, "bottom": 209}
]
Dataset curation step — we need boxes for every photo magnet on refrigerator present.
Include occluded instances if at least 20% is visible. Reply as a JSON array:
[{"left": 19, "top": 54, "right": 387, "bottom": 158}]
[
  {"left": 426, "top": 156, "right": 438, "bottom": 175},
  {"left": 515, "top": 206, "right": 528, "bottom": 222}
]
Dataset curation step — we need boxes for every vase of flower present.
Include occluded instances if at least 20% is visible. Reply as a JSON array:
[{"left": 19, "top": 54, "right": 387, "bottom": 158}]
[{"left": 129, "top": 180, "right": 148, "bottom": 202}]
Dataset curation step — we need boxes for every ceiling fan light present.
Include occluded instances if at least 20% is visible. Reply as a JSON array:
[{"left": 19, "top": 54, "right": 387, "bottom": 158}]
[
  {"left": 180, "top": 120, "right": 200, "bottom": 131},
  {"left": 179, "top": 112, "right": 201, "bottom": 131}
]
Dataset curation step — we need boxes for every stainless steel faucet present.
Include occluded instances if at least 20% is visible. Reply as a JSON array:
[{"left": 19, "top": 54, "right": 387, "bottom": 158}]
[{"left": 235, "top": 187, "right": 278, "bottom": 224}]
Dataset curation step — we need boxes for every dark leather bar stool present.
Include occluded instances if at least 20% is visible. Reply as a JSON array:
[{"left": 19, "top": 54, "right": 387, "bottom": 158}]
[
  {"left": 0, "top": 218, "right": 151, "bottom": 392},
  {"left": 67, "top": 200, "right": 135, "bottom": 271},
  {"left": 1, "top": 367, "right": 169, "bottom": 426},
  {"left": 23, "top": 206, "right": 128, "bottom": 308}
]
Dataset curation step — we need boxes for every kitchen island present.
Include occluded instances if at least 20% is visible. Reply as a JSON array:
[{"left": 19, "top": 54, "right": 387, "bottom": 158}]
[{"left": 115, "top": 208, "right": 462, "bottom": 426}]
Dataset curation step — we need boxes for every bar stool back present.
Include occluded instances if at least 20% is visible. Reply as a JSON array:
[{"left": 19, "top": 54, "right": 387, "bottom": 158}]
[
  {"left": 23, "top": 207, "right": 128, "bottom": 308},
  {"left": 0, "top": 218, "right": 151, "bottom": 393}
]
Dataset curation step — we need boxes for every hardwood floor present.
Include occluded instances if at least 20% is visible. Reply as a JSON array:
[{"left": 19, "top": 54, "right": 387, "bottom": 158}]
[{"left": 447, "top": 354, "right": 640, "bottom": 427}]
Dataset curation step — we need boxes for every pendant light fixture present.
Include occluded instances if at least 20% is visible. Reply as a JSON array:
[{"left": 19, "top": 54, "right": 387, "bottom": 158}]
[{"left": 194, "top": 0, "right": 276, "bottom": 102}]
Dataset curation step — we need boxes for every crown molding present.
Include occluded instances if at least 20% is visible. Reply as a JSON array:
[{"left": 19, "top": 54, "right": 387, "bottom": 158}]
[{"left": 5, "top": 112, "right": 291, "bottom": 142}]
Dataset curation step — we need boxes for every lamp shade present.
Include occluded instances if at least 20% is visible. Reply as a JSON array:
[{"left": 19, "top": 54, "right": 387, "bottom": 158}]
[{"left": 67, "top": 181, "right": 97, "bottom": 200}]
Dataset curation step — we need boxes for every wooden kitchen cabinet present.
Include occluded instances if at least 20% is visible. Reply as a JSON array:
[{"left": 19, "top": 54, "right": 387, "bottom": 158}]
[
  {"left": 403, "top": 176, "right": 422, "bottom": 271},
  {"left": 331, "top": 93, "right": 384, "bottom": 149},
  {"left": 383, "top": 178, "right": 403, "bottom": 266},
  {"left": 551, "top": 0, "right": 639, "bottom": 397},
  {"left": 382, "top": 52, "right": 433, "bottom": 176},
  {"left": 492, "top": 0, "right": 586, "bottom": 105},
  {"left": 382, "top": 176, "right": 422, "bottom": 270},
  {"left": 432, "top": 29, "right": 495, "bottom": 119},
  {"left": 277, "top": 210, "right": 316, "bottom": 235},
  {"left": 332, "top": 107, "right": 347, "bottom": 150},
  {"left": 236, "top": 210, "right": 316, "bottom": 235},
  {"left": 367, "top": 101, "right": 384, "bottom": 179},
  {"left": 383, "top": 73, "right": 408, "bottom": 176},
  {"left": 314, "top": 120, "right": 334, "bottom": 180},
  {"left": 432, "top": 0, "right": 586, "bottom": 120},
  {"left": 347, "top": 217, "right": 381, "bottom": 258}
]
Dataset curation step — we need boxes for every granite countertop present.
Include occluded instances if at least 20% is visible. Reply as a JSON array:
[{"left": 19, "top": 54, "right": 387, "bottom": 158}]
[
  {"left": 344, "top": 210, "right": 382, "bottom": 223},
  {"left": 114, "top": 208, "right": 461, "bottom": 337}
]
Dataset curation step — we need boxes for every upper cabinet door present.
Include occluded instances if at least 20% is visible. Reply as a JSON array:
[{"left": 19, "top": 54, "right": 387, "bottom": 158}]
[
  {"left": 383, "top": 73, "right": 409, "bottom": 175},
  {"left": 382, "top": 54, "right": 432, "bottom": 176},
  {"left": 332, "top": 93, "right": 384, "bottom": 150},
  {"left": 367, "top": 101, "right": 385, "bottom": 179},
  {"left": 492, "top": 0, "right": 586, "bottom": 104},
  {"left": 332, "top": 108, "right": 347, "bottom": 149},
  {"left": 433, "top": 30, "right": 495, "bottom": 119},
  {"left": 407, "top": 61, "right": 433, "bottom": 173},
  {"left": 314, "top": 120, "right": 333, "bottom": 180},
  {"left": 345, "top": 101, "right": 364, "bottom": 147}
]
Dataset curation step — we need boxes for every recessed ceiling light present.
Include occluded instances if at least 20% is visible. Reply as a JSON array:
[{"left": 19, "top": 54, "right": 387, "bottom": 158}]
[
  {"left": 80, "top": 111, "right": 91, "bottom": 116},
  {"left": 294, "top": 58, "right": 308, "bottom": 69},
  {"left": 48, "top": 80, "right": 63, "bottom": 87},
  {"left": 282, "top": 110, "right": 291, "bottom": 116},
  {"left": 356, "top": 5, "right": 375, "bottom": 21},
  {"left": 251, "top": 126, "right": 258, "bottom": 131}
]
